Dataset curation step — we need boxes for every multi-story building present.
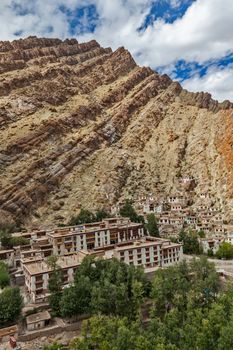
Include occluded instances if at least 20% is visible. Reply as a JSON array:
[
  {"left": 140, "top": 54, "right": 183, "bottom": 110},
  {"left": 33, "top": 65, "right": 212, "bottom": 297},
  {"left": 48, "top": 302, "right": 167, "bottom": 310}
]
[
  {"left": 23, "top": 252, "right": 89, "bottom": 303},
  {"left": 47, "top": 217, "right": 144, "bottom": 256},
  {"left": 226, "top": 232, "right": 233, "bottom": 244},
  {"left": 113, "top": 237, "right": 183, "bottom": 270},
  {"left": 199, "top": 237, "right": 224, "bottom": 255},
  {"left": 167, "top": 195, "right": 188, "bottom": 206}
]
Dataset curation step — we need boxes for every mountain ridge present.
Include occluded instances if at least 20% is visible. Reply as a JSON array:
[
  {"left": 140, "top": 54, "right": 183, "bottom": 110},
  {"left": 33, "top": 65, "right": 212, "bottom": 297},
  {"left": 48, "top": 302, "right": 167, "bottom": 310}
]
[{"left": 0, "top": 36, "right": 233, "bottom": 228}]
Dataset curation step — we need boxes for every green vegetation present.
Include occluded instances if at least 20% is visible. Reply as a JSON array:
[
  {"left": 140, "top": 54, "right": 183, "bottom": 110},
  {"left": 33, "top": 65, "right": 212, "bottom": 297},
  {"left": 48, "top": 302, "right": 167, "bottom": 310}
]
[
  {"left": 197, "top": 230, "right": 206, "bottom": 238},
  {"left": 52, "top": 257, "right": 233, "bottom": 350},
  {"left": 69, "top": 316, "right": 152, "bottom": 350},
  {"left": 0, "top": 229, "right": 29, "bottom": 248},
  {"left": 0, "top": 261, "right": 10, "bottom": 289},
  {"left": 0, "top": 287, "right": 23, "bottom": 327},
  {"left": 120, "top": 200, "right": 144, "bottom": 223},
  {"left": 47, "top": 256, "right": 63, "bottom": 317},
  {"left": 146, "top": 213, "right": 160, "bottom": 237},
  {"left": 207, "top": 248, "right": 214, "bottom": 257},
  {"left": 216, "top": 242, "right": 233, "bottom": 260},
  {"left": 63, "top": 203, "right": 144, "bottom": 227},
  {"left": 50, "top": 256, "right": 150, "bottom": 320},
  {"left": 178, "top": 229, "right": 202, "bottom": 254},
  {"left": 69, "top": 209, "right": 110, "bottom": 226}
]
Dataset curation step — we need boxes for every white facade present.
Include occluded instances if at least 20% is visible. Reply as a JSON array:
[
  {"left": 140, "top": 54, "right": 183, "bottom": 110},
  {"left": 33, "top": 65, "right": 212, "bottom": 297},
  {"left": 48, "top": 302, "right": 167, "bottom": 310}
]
[{"left": 114, "top": 238, "right": 183, "bottom": 270}]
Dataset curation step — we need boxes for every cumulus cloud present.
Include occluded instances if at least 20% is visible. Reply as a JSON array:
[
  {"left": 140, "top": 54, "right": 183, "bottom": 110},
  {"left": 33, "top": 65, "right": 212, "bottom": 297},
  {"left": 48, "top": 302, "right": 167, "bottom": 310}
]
[
  {"left": 183, "top": 65, "right": 233, "bottom": 102},
  {"left": 76, "top": 0, "right": 233, "bottom": 67},
  {"left": 0, "top": 0, "right": 232, "bottom": 101}
]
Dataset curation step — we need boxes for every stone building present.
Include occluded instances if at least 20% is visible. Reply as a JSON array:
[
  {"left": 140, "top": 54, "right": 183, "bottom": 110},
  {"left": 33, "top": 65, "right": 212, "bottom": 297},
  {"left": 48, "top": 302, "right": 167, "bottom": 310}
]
[{"left": 26, "top": 311, "right": 51, "bottom": 331}]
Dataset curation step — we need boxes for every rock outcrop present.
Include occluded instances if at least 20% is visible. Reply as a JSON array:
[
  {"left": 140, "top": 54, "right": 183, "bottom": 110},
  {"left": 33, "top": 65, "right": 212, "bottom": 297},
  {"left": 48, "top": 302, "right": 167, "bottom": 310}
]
[{"left": 0, "top": 36, "right": 233, "bottom": 226}]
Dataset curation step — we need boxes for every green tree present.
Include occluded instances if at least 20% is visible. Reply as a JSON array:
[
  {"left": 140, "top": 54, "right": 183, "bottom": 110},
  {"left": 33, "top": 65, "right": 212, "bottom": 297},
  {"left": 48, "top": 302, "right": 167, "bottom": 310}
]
[
  {"left": 179, "top": 229, "right": 201, "bottom": 254},
  {"left": 69, "top": 209, "right": 95, "bottom": 226},
  {"left": 120, "top": 200, "right": 144, "bottom": 223},
  {"left": 60, "top": 276, "right": 92, "bottom": 318},
  {"left": 59, "top": 257, "right": 149, "bottom": 321},
  {"left": 94, "top": 209, "right": 110, "bottom": 222},
  {"left": 0, "top": 261, "right": 10, "bottom": 289},
  {"left": 146, "top": 213, "right": 160, "bottom": 237},
  {"left": 63, "top": 258, "right": 233, "bottom": 350},
  {"left": 0, "top": 287, "right": 23, "bottom": 327},
  {"left": 216, "top": 242, "right": 233, "bottom": 259},
  {"left": 47, "top": 256, "right": 62, "bottom": 316},
  {"left": 198, "top": 230, "right": 205, "bottom": 238},
  {"left": 0, "top": 229, "right": 29, "bottom": 248},
  {"left": 70, "top": 316, "right": 153, "bottom": 350},
  {"left": 0, "top": 229, "right": 12, "bottom": 248}
]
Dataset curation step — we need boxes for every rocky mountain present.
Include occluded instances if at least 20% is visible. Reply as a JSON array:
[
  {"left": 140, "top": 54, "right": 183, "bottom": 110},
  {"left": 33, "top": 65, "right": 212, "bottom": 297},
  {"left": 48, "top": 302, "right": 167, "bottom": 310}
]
[{"left": 0, "top": 36, "right": 233, "bottom": 227}]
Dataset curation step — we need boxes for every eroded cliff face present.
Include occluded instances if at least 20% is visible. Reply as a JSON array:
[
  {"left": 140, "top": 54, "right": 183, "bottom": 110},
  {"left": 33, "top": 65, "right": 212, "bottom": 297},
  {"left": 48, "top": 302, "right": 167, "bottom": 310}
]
[{"left": 0, "top": 36, "right": 232, "bottom": 226}]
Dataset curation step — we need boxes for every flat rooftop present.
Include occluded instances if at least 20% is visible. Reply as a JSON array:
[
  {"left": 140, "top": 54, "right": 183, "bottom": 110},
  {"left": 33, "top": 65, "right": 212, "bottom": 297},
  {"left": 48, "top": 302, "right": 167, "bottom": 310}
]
[
  {"left": 114, "top": 238, "right": 165, "bottom": 251},
  {"left": 26, "top": 311, "right": 51, "bottom": 324},
  {"left": 114, "top": 238, "right": 182, "bottom": 251},
  {"left": 21, "top": 256, "right": 43, "bottom": 264},
  {"left": 23, "top": 251, "right": 89, "bottom": 275},
  {"left": 0, "top": 249, "right": 14, "bottom": 254},
  {"left": 47, "top": 222, "right": 141, "bottom": 238}
]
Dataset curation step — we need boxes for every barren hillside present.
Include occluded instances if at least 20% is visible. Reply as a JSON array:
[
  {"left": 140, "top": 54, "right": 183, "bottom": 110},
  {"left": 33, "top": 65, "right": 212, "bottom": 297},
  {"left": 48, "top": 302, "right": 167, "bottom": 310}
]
[{"left": 0, "top": 36, "right": 232, "bottom": 227}]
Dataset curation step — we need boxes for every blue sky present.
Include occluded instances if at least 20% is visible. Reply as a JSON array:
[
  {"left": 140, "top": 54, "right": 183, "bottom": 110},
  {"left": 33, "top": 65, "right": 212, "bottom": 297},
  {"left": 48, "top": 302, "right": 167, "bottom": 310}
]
[{"left": 0, "top": 0, "right": 233, "bottom": 102}]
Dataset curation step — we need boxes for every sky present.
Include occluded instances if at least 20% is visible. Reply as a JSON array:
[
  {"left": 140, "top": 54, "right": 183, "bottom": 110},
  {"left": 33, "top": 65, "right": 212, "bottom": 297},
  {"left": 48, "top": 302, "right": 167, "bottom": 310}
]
[{"left": 0, "top": 0, "right": 233, "bottom": 102}]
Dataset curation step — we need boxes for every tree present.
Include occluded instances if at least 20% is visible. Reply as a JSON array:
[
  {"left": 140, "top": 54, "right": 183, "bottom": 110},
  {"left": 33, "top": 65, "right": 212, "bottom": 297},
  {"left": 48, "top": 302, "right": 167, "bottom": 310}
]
[
  {"left": 0, "top": 229, "right": 29, "bottom": 248},
  {"left": 0, "top": 229, "right": 12, "bottom": 248},
  {"left": 47, "top": 256, "right": 62, "bottom": 316},
  {"left": 59, "top": 257, "right": 149, "bottom": 321},
  {"left": 94, "top": 209, "right": 110, "bottom": 222},
  {"left": 146, "top": 214, "right": 160, "bottom": 237},
  {"left": 54, "top": 258, "right": 233, "bottom": 350},
  {"left": 179, "top": 229, "right": 201, "bottom": 254},
  {"left": 0, "top": 261, "right": 10, "bottom": 289},
  {"left": 151, "top": 257, "right": 219, "bottom": 322},
  {"left": 120, "top": 200, "right": 144, "bottom": 223},
  {"left": 60, "top": 276, "right": 92, "bottom": 318},
  {"left": 70, "top": 316, "right": 153, "bottom": 350},
  {"left": 216, "top": 242, "right": 233, "bottom": 259},
  {"left": 0, "top": 287, "right": 23, "bottom": 327},
  {"left": 69, "top": 209, "right": 95, "bottom": 226},
  {"left": 198, "top": 230, "right": 205, "bottom": 238}
]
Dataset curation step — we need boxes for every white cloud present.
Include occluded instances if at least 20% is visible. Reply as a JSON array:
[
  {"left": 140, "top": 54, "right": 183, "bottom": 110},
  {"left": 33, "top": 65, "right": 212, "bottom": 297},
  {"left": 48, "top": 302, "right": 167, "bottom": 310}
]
[
  {"left": 0, "top": 0, "right": 232, "bottom": 101},
  {"left": 74, "top": 0, "right": 233, "bottom": 67},
  {"left": 183, "top": 65, "right": 233, "bottom": 102}
]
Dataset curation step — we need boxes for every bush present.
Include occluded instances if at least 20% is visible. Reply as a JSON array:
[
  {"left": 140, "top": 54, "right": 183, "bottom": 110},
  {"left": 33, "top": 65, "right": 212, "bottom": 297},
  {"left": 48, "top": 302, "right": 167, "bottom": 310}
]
[
  {"left": 69, "top": 209, "right": 110, "bottom": 226},
  {"left": 216, "top": 242, "right": 233, "bottom": 260}
]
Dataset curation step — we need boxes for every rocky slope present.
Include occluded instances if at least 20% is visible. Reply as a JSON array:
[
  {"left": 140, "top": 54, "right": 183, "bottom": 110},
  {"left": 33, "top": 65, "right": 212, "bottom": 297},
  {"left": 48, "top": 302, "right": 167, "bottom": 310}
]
[{"left": 0, "top": 36, "right": 232, "bottom": 227}]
